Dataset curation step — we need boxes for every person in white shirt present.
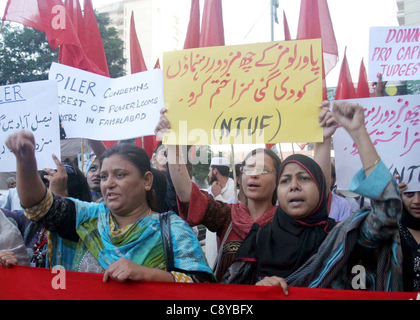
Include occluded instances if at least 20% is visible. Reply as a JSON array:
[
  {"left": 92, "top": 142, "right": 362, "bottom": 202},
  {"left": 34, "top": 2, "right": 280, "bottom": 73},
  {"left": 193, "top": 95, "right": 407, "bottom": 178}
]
[
  {"left": 207, "top": 157, "right": 236, "bottom": 202},
  {"left": 205, "top": 157, "right": 236, "bottom": 269}
]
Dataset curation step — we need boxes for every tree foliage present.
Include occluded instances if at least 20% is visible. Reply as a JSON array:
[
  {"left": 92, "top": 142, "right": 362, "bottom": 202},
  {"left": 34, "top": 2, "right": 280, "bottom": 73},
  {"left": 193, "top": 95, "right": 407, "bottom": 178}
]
[{"left": 0, "top": 12, "right": 126, "bottom": 86}]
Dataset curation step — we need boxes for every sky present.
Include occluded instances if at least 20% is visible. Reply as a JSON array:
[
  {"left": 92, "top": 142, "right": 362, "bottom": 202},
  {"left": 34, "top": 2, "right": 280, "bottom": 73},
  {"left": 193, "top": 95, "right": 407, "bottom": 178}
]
[{"left": 0, "top": 0, "right": 399, "bottom": 88}]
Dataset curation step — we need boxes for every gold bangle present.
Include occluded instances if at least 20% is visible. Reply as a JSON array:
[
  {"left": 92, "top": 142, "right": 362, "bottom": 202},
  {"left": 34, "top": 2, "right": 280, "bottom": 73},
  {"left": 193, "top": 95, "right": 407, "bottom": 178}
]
[{"left": 364, "top": 158, "right": 381, "bottom": 172}]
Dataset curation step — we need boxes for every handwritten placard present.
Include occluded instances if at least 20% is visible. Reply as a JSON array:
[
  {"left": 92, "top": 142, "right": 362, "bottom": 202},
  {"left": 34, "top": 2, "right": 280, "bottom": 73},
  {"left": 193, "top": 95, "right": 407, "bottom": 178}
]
[
  {"left": 334, "top": 95, "right": 420, "bottom": 192},
  {"left": 48, "top": 63, "right": 164, "bottom": 141},
  {"left": 369, "top": 26, "right": 420, "bottom": 81},
  {"left": 0, "top": 80, "right": 60, "bottom": 172},
  {"left": 163, "top": 40, "right": 324, "bottom": 145}
]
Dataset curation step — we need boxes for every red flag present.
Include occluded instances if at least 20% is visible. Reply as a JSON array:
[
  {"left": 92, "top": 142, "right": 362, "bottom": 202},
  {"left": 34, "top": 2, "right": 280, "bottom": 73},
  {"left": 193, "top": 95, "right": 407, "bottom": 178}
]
[
  {"left": 296, "top": 0, "right": 338, "bottom": 101},
  {"left": 130, "top": 12, "right": 148, "bottom": 74},
  {"left": 154, "top": 59, "right": 161, "bottom": 70},
  {"left": 283, "top": 11, "right": 292, "bottom": 41},
  {"left": 334, "top": 48, "right": 356, "bottom": 100},
  {"left": 129, "top": 12, "right": 155, "bottom": 158},
  {"left": 200, "top": 0, "right": 225, "bottom": 47},
  {"left": 3, "top": 0, "right": 106, "bottom": 76},
  {"left": 184, "top": 0, "right": 201, "bottom": 49},
  {"left": 356, "top": 59, "right": 370, "bottom": 99},
  {"left": 58, "top": 0, "right": 84, "bottom": 69},
  {"left": 83, "top": 0, "right": 110, "bottom": 77}
]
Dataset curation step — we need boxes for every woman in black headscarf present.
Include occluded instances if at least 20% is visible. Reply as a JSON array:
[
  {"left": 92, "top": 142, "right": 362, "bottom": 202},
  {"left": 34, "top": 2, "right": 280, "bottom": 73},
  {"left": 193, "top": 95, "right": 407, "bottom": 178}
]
[
  {"left": 223, "top": 102, "right": 404, "bottom": 293},
  {"left": 224, "top": 154, "right": 337, "bottom": 287}
]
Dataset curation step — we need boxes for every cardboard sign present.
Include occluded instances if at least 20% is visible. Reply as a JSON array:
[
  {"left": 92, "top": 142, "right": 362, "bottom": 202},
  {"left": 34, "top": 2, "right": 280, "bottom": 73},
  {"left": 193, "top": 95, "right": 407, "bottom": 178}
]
[
  {"left": 48, "top": 63, "right": 164, "bottom": 141},
  {"left": 334, "top": 95, "right": 420, "bottom": 192},
  {"left": 369, "top": 26, "right": 420, "bottom": 81},
  {"left": 163, "top": 40, "right": 324, "bottom": 145},
  {"left": 0, "top": 80, "right": 60, "bottom": 172}
]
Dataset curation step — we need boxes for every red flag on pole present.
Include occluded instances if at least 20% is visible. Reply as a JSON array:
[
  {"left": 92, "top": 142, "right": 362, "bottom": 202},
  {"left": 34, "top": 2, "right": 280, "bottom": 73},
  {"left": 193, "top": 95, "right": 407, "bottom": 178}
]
[
  {"left": 3, "top": 0, "right": 106, "bottom": 76},
  {"left": 154, "top": 59, "right": 161, "bottom": 70},
  {"left": 296, "top": 0, "right": 338, "bottom": 101},
  {"left": 129, "top": 12, "right": 155, "bottom": 159},
  {"left": 283, "top": 10, "right": 292, "bottom": 41},
  {"left": 184, "top": 0, "right": 201, "bottom": 50},
  {"left": 83, "top": 0, "right": 110, "bottom": 77},
  {"left": 130, "top": 12, "right": 148, "bottom": 74},
  {"left": 58, "top": 0, "right": 84, "bottom": 67},
  {"left": 334, "top": 48, "right": 356, "bottom": 100},
  {"left": 356, "top": 59, "right": 370, "bottom": 99},
  {"left": 200, "top": 0, "right": 225, "bottom": 47}
]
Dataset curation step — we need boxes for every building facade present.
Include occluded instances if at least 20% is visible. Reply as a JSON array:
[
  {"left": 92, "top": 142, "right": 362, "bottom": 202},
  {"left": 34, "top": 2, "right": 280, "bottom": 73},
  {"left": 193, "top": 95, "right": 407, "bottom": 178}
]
[
  {"left": 397, "top": 0, "right": 420, "bottom": 25},
  {"left": 97, "top": 0, "right": 186, "bottom": 74}
]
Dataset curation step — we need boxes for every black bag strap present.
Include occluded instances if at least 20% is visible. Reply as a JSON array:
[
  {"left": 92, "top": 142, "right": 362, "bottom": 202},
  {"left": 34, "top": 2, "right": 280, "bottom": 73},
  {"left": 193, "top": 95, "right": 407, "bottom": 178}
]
[{"left": 159, "top": 212, "right": 175, "bottom": 272}]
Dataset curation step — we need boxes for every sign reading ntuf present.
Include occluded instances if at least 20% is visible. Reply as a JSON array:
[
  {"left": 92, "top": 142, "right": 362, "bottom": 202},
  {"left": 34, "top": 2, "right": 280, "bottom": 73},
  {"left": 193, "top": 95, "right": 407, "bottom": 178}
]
[{"left": 163, "top": 39, "right": 324, "bottom": 146}]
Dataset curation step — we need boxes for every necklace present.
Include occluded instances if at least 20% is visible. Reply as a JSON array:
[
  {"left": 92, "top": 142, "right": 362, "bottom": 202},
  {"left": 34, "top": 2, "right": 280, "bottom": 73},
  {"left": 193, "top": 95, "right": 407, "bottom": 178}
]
[{"left": 30, "top": 228, "right": 48, "bottom": 268}]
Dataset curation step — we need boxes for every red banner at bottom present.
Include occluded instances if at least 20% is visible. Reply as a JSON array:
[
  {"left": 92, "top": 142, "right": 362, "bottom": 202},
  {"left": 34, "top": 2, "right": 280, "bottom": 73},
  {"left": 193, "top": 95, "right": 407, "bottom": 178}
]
[{"left": 0, "top": 266, "right": 418, "bottom": 301}]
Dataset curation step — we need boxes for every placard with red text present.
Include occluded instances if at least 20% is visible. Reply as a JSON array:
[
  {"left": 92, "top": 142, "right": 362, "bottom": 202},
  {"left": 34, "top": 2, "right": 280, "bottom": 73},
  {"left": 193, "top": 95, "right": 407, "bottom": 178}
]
[
  {"left": 369, "top": 26, "right": 420, "bottom": 82},
  {"left": 334, "top": 95, "right": 420, "bottom": 193}
]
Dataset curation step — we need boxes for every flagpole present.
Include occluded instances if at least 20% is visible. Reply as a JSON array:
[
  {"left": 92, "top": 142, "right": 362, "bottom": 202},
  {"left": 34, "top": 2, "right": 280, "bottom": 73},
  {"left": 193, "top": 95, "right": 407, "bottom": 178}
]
[{"left": 270, "top": 0, "right": 274, "bottom": 42}]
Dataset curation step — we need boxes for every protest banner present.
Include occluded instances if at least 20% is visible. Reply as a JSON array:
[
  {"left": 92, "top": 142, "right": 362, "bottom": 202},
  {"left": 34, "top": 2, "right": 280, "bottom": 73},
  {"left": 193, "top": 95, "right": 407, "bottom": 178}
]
[
  {"left": 48, "top": 63, "right": 164, "bottom": 141},
  {"left": 369, "top": 26, "right": 420, "bottom": 82},
  {"left": 163, "top": 39, "right": 324, "bottom": 145},
  {"left": 0, "top": 266, "right": 417, "bottom": 301},
  {"left": 0, "top": 80, "right": 60, "bottom": 172},
  {"left": 334, "top": 95, "right": 420, "bottom": 193}
]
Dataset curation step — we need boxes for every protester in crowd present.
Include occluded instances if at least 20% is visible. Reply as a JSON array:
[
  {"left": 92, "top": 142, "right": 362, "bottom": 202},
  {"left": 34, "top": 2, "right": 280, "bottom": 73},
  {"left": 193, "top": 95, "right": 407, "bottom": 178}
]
[
  {"left": 155, "top": 101, "right": 336, "bottom": 282},
  {"left": 223, "top": 102, "right": 403, "bottom": 293},
  {"left": 85, "top": 153, "right": 103, "bottom": 203},
  {"left": 207, "top": 157, "right": 236, "bottom": 202},
  {"left": 3, "top": 158, "right": 91, "bottom": 269},
  {"left": 0, "top": 210, "right": 30, "bottom": 268},
  {"left": 6, "top": 133, "right": 214, "bottom": 283},
  {"left": 396, "top": 180, "right": 420, "bottom": 292},
  {"left": 1, "top": 177, "right": 22, "bottom": 212},
  {"left": 6, "top": 177, "right": 16, "bottom": 189},
  {"left": 204, "top": 157, "right": 237, "bottom": 268},
  {"left": 88, "top": 140, "right": 171, "bottom": 214},
  {"left": 329, "top": 163, "right": 353, "bottom": 223},
  {"left": 153, "top": 142, "right": 168, "bottom": 175}
]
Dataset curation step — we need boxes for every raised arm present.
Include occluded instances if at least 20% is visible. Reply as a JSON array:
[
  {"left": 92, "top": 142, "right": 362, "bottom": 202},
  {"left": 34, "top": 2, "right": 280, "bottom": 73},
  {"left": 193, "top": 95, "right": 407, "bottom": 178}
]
[
  {"left": 155, "top": 109, "right": 192, "bottom": 203},
  {"left": 314, "top": 101, "right": 339, "bottom": 194},
  {"left": 333, "top": 102, "right": 380, "bottom": 176},
  {"left": 5, "top": 131, "right": 47, "bottom": 208}
]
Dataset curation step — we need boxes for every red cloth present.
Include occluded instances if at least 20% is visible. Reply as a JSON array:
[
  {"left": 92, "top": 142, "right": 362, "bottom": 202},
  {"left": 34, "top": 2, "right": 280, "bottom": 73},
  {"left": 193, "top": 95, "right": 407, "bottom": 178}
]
[
  {"left": 130, "top": 12, "right": 148, "bottom": 74},
  {"left": 83, "top": 0, "right": 110, "bottom": 78},
  {"left": 296, "top": 0, "right": 338, "bottom": 101},
  {"left": 357, "top": 59, "right": 371, "bottom": 99},
  {"left": 184, "top": 0, "right": 201, "bottom": 50},
  {"left": 129, "top": 12, "right": 156, "bottom": 158},
  {"left": 230, "top": 204, "right": 277, "bottom": 240},
  {"left": 3, "top": 0, "right": 106, "bottom": 76},
  {"left": 335, "top": 48, "right": 357, "bottom": 100},
  {"left": 0, "top": 266, "right": 417, "bottom": 300},
  {"left": 283, "top": 10, "right": 292, "bottom": 41},
  {"left": 200, "top": 0, "right": 225, "bottom": 47}
]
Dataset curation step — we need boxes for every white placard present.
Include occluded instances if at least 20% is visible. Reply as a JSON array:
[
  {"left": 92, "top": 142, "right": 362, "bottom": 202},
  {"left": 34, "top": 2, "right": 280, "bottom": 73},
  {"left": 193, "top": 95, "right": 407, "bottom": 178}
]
[
  {"left": 48, "top": 63, "right": 164, "bottom": 141},
  {"left": 0, "top": 80, "right": 61, "bottom": 172},
  {"left": 369, "top": 26, "right": 420, "bottom": 82},
  {"left": 334, "top": 95, "right": 420, "bottom": 193}
]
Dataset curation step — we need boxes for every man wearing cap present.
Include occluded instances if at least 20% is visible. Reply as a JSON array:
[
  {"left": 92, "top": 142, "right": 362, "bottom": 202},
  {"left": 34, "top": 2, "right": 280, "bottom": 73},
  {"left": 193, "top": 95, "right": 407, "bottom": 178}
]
[{"left": 207, "top": 157, "right": 236, "bottom": 203}]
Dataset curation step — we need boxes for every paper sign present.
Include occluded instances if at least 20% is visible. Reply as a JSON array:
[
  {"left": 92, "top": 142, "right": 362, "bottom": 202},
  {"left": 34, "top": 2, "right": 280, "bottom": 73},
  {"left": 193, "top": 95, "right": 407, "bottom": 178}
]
[
  {"left": 334, "top": 95, "right": 420, "bottom": 192},
  {"left": 163, "top": 40, "right": 324, "bottom": 145},
  {"left": 369, "top": 26, "right": 420, "bottom": 81},
  {"left": 48, "top": 63, "right": 164, "bottom": 141},
  {"left": 0, "top": 80, "right": 60, "bottom": 172}
]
